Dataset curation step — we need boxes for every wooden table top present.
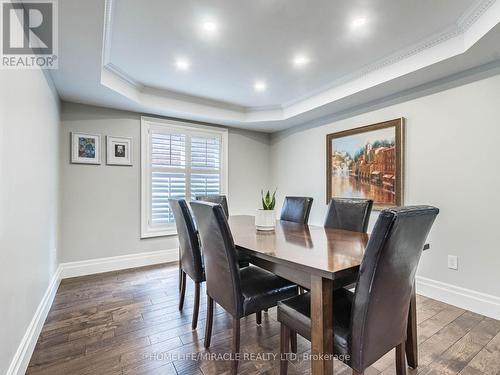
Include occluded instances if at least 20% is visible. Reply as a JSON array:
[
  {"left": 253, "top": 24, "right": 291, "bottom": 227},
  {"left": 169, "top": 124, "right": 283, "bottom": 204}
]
[{"left": 228, "top": 215, "right": 369, "bottom": 280}]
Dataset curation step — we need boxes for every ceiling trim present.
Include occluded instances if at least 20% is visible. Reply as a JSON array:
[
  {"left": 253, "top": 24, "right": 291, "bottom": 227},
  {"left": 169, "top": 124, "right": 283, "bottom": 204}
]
[
  {"left": 280, "top": 0, "right": 497, "bottom": 109},
  {"left": 366, "top": 0, "right": 497, "bottom": 73},
  {"left": 101, "top": 0, "right": 246, "bottom": 113},
  {"left": 99, "top": 0, "right": 500, "bottom": 124}
]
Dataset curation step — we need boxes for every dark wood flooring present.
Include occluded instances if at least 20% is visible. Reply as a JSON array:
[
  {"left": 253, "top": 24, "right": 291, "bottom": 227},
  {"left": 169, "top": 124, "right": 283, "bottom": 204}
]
[{"left": 26, "top": 263, "right": 500, "bottom": 375}]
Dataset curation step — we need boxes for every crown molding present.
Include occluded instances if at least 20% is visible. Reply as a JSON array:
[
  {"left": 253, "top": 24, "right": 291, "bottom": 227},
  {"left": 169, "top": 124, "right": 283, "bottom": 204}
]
[
  {"left": 99, "top": 0, "right": 499, "bottom": 123},
  {"left": 459, "top": 0, "right": 496, "bottom": 30},
  {"left": 101, "top": 0, "right": 115, "bottom": 73},
  {"left": 280, "top": 0, "right": 498, "bottom": 110},
  {"left": 360, "top": 0, "right": 496, "bottom": 76}
]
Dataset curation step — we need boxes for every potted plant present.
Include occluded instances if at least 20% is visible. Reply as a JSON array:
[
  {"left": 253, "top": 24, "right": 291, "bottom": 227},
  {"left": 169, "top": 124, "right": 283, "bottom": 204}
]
[{"left": 255, "top": 189, "right": 276, "bottom": 231}]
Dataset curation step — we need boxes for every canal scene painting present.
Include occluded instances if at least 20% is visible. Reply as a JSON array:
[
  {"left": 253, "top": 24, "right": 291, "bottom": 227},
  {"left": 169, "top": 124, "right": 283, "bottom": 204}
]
[{"left": 326, "top": 118, "right": 404, "bottom": 209}]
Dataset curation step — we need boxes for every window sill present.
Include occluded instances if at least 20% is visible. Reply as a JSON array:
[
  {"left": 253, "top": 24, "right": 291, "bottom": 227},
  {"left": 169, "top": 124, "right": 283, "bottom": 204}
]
[{"left": 141, "top": 228, "right": 178, "bottom": 239}]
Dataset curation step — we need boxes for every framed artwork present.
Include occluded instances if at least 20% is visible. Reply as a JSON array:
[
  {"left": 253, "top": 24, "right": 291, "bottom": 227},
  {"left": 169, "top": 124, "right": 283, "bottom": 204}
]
[
  {"left": 106, "top": 136, "right": 132, "bottom": 166},
  {"left": 71, "top": 132, "right": 101, "bottom": 164},
  {"left": 326, "top": 118, "right": 405, "bottom": 209}
]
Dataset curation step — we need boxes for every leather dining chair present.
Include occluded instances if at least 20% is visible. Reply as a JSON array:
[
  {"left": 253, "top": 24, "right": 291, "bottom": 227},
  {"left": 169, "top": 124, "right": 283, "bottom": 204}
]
[
  {"left": 169, "top": 198, "right": 204, "bottom": 330},
  {"left": 190, "top": 201, "right": 299, "bottom": 375},
  {"left": 195, "top": 194, "right": 251, "bottom": 268},
  {"left": 323, "top": 198, "right": 374, "bottom": 291},
  {"left": 324, "top": 198, "right": 373, "bottom": 232},
  {"left": 280, "top": 196, "right": 314, "bottom": 224},
  {"left": 169, "top": 198, "right": 248, "bottom": 330},
  {"left": 195, "top": 195, "right": 229, "bottom": 217},
  {"left": 277, "top": 205, "right": 439, "bottom": 375}
]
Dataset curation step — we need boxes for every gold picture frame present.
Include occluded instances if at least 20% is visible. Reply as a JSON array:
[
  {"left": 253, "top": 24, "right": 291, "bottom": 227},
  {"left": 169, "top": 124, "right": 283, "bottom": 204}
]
[{"left": 326, "top": 118, "right": 405, "bottom": 209}]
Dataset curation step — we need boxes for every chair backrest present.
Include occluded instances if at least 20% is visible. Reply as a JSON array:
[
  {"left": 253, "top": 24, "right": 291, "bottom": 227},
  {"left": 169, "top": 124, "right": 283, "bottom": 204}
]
[
  {"left": 195, "top": 195, "right": 229, "bottom": 218},
  {"left": 324, "top": 198, "right": 373, "bottom": 232},
  {"left": 190, "top": 201, "right": 243, "bottom": 318},
  {"left": 350, "top": 206, "right": 439, "bottom": 371},
  {"left": 168, "top": 199, "right": 204, "bottom": 283},
  {"left": 280, "top": 196, "right": 314, "bottom": 224}
]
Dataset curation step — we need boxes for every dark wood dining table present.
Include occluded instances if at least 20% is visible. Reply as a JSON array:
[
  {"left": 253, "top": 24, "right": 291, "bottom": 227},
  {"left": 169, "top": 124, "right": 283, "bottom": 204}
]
[{"left": 228, "top": 215, "right": 425, "bottom": 375}]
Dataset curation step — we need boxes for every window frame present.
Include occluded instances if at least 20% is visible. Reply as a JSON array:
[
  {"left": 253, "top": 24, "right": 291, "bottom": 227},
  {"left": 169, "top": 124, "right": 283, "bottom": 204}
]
[{"left": 141, "top": 116, "right": 229, "bottom": 238}]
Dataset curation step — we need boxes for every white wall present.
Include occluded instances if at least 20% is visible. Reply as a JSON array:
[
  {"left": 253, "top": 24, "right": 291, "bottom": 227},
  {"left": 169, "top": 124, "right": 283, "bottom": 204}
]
[
  {"left": 270, "top": 73, "right": 500, "bottom": 300},
  {"left": 60, "top": 102, "right": 270, "bottom": 263},
  {"left": 0, "top": 69, "right": 60, "bottom": 375}
]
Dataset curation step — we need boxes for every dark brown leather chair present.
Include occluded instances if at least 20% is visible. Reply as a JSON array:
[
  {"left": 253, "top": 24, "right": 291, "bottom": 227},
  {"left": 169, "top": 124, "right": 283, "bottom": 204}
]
[
  {"left": 323, "top": 198, "right": 374, "bottom": 291},
  {"left": 277, "top": 205, "right": 439, "bottom": 375},
  {"left": 195, "top": 195, "right": 229, "bottom": 217},
  {"left": 280, "top": 196, "right": 313, "bottom": 224},
  {"left": 190, "top": 201, "right": 298, "bottom": 374},
  {"left": 324, "top": 198, "right": 373, "bottom": 232},
  {"left": 169, "top": 198, "right": 204, "bottom": 330},
  {"left": 169, "top": 198, "right": 248, "bottom": 329},
  {"left": 195, "top": 194, "right": 250, "bottom": 268}
]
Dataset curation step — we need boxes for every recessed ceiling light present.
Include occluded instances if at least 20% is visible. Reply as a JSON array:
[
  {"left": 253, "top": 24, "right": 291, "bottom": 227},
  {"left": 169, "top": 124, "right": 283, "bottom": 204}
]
[
  {"left": 202, "top": 20, "right": 218, "bottom": 34},
  {"left": 254, "top": 81, "right": 267, "bottom": 92},
  {"left": 175, "top": 58, "right": 190, "bottom": 71},
  {"left": 351, "top": 17, "right": 367, "bottom": 29},
  {"left": 293, "top": 54, "right": 310, "bottom": 68}
]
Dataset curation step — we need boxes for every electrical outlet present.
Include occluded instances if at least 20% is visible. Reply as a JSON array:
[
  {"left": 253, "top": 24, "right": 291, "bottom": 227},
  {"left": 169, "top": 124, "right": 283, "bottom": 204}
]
[{"left": 447, "top": 255, "right": 458, "bottom": 270}]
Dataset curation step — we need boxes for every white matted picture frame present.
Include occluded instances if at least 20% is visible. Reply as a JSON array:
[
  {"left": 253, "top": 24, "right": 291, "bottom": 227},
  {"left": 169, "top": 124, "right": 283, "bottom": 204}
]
[
  {"left": 71, "top": 132, "right": 101, "bottom": 164},
  {"left": 107, "top": 136, "right": 133, "bottom": 166}
]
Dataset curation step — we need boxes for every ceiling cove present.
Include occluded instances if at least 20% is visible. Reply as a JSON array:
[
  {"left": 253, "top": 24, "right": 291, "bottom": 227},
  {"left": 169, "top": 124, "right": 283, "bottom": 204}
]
[{"left": 99, "top": 0, "right": 500, "bottom": 126}]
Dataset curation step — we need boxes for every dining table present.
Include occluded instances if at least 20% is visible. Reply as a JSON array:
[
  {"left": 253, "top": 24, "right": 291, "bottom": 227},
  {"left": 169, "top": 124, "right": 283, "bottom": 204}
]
[{"left": 228, "top": 215, "right": 427, "bottom": 375}]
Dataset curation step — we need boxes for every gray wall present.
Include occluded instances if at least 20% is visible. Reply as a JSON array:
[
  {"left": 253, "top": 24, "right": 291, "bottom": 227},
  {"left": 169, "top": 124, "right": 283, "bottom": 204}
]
[
  {"left": 60, "top": 102, "right": 270, "bottom": 262},
  {"left": 270, "top": 73, "right": 500, "bottom": 299},
  {"left": 0, "top": 69, "right": 60, "bottom": 374}
]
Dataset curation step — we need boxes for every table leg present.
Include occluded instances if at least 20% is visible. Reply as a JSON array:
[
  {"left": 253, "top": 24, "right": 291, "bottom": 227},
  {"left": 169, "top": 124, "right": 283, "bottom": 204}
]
[
  {"left": 406, "top": 280, "right": 418, "bottom": 368},
  {"left": 311, "top": 275, "right": 334, "bottom": 375}
]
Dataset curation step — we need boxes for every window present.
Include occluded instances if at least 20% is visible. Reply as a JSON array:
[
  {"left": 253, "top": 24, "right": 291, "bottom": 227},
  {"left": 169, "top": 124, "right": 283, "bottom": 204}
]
[{"left": 141, "top": 117, "right": 228, "bottom": 237}]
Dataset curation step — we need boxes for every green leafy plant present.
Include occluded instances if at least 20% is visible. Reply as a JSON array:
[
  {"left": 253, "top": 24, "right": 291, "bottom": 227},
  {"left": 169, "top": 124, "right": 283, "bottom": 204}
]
[{"left": 261, "top": 189, "right": 276, "bottom": 210}]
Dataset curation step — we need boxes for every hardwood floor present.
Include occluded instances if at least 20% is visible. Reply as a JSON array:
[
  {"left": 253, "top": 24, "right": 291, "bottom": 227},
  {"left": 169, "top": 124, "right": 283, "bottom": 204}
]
[{"left": 27, "top": 263, "right": 500, "bottom": 375}]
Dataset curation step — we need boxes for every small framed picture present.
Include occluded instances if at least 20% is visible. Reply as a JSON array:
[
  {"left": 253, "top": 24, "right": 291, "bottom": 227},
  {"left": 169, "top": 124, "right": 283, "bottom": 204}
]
[
  {"left": 71, "top": 132, "right": 101, "bottom": 164},
  {"left": 107, "top": 136, "right": 132, "bottom": 166}
]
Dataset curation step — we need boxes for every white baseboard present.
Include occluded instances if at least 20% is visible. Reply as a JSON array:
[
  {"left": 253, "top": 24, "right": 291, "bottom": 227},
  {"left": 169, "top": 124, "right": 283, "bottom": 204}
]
[
  {"left": 6, "top": 266, "right": 62, "bottom": 375},
  {"left": 416, "top": 276, "right": 500, "bottom": 320},
  {"left": 6, "top": 249, "right": 178, "bottom": 375},
  {"left": 59, "top": 249, "right": 178, "bottom": 279}
]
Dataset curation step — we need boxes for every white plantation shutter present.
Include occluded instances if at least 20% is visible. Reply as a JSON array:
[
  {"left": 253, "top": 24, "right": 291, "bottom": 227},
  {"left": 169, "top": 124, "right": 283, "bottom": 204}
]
[
  {"left": 190, "top": 174, "right": 220, "bottom": 200},
  {"left": 191, "top": 136, "right": 220, "bottom": 170},
  {"left": 151, "top": 133, "right": 186, "bottom": 168},
  {"left": 190, "top": 136, "right": 221, "bottom": 200},
  {"left": 141, "top": 118, "right": 228, "bottom": 237},
  {"left": 151, "top": 172, "right": 185, "bottom": 225},
  {"left": 150, "top": 132, "right": 186, "bottom": 226}
]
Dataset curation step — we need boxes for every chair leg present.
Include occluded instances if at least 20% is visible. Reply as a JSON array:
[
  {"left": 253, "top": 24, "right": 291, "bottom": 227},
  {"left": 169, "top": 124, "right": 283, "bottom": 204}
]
[
  {"left": 290, "top": 330, "right": 297, "bottom": 354},
  {"left": 204, "top": 295, "right": 214, "bottom": 348},
  {"left": 178, "top": 248, "right": 182, "bottom": 290},
  {"left": 231, "top": 318, "right": 240, "bottom": 375},
  {"left": 256, "top": 310, "right": 262, "bottom": 325},
  {"left": 406, "top": 282, "right": 418, "bottom": 368},
  {"left": 396, "top": 342, "right": 407, "bottom": 375},
  {"left": 280, "top": 324, "right": 290, "bottom": 375},
  {"left": 178, "top": 271, "right": 186, "bottom": 311},
  {"left": 192, "top": 282, "right": 200, "bottom": 329}
]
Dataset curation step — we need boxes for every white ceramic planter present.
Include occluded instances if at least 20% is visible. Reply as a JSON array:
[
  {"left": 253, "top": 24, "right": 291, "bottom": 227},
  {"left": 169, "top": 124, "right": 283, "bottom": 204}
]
[{"left": 255, "top": 209, "right": 276, "bottom": 231}]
